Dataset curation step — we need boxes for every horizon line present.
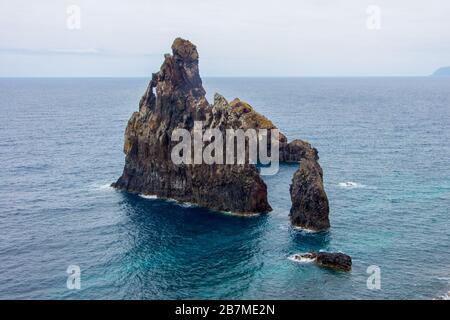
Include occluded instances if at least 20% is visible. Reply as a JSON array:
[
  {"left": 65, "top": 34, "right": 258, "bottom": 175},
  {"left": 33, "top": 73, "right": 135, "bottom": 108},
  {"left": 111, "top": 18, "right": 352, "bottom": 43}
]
[{"left": 0, "top": 75, "right": 438, "bottom": 79}]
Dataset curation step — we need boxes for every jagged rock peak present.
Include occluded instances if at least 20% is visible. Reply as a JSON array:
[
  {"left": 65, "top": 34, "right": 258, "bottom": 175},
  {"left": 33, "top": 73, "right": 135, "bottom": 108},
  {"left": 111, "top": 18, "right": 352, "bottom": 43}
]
[
  {"left": 171, "top": 38, "right": 199, "bottom": 62},
  {"left": 114, "top": 37, "right": 328, "bottom": 218},
  {"left": 213, "top": 93, "right": 229, "bottom": 107},
  {"left": 289, "top": 158, "right": 330, "bottom": 231},
  {"left": 113, "top": 38, "right": 272, "bottom": 214},
  {"left": 163, "top": 37, "right": 204, "bottom": 96}
]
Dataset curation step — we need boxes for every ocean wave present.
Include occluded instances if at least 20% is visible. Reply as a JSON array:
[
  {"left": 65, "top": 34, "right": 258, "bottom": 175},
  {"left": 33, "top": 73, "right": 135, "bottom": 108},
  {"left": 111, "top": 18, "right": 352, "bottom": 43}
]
[
  {"left": 99, "top": 183, "right": 113, "bottom": 190},
  {"left": 90, "top": 182, "right": 114, "bottom": 191},
  {"left": 437, "top": 276, "right": 450, "bottom": 282},
  {"left": 138, "top": 194, "right": 261, "bottom": 216},
  {"left": 139, "top": 194, "right": 158, "bottom": 200},
  {"left": 292, "top": 225, "right": 320, "bottom": 233},
  {"left": 338, "top": 181, "right": 367, "bottom": 189},
  {"left": 220, "top": 210, "right": 261, "bottom": 217},
  {"left": 178, "top": 202, "right": 197, "bottom": 208},
  {"left": 288, "top": 253, "right": 316, "bottom": 263}
]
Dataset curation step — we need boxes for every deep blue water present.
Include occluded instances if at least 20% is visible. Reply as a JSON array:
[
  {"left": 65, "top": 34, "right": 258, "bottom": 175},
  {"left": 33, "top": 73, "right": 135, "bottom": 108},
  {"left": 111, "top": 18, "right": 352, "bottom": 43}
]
[{"left": 0, "top": 77, "right": 449, "bottom": 299}]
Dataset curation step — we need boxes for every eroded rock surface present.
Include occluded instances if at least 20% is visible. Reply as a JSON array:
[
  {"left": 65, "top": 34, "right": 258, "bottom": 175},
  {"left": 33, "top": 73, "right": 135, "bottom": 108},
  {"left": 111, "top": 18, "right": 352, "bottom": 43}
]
[
  {"left": 113, "top": 38, "right": 307, "bottom": 214},
  {"left": 289, "top": 150, "right": 330, "bottom": 231},
  {"left": 292, "top": 252, "right": 352, "bottom": 272}
]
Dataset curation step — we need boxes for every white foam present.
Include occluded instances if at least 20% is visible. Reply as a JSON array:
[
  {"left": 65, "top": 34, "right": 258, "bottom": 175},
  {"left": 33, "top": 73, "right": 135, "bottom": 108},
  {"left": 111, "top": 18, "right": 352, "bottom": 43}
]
[
  {"left": 178, "top": 202, "right": 196, "bottom": 208},
  {"left": 90, "top": 183, "right": 114, "bottom": 191},
  {"left": 139, "top": 194, "right": 158, "bottom": 200},
  {"left": 288, "top": 253, "right": 316, "bottom": 263},
  {"left": 293, "top": 226, "right": 320, "bottom": 233},
  {"left": 437, "top": 277, "right": 450, "bottom": 282},
  {"left": 138, "top": 195, "right": 261, "bottom": 217},
  {"left": 157, "top": 198, "right": 197, "bottom": 208},
  {"left": 170, "top": 200, "right": 259, "bottom": 216},
  {"left": 338, "top": 181, "right": 366, "bottom": 189},
  {"left": 220, "top": 211, "right": 261, "bottom": 217},
  {"left": 435, "top": 291, "right": 450, "bottom": 300}
]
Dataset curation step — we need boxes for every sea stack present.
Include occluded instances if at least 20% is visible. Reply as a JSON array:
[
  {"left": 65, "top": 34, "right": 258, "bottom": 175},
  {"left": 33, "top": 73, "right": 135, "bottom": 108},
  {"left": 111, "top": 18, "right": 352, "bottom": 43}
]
[
  {"left": 112, "top": 38, "right": 270, "bottom": 213},
  {"left": 113, "top": 37, "right": 328, "bottom": 218},
  {"left": 289, "top": 145, "right": 330, "bottom": 231},
  {"left": 113, "top": 38, "right": 308, "bottom": 214}
]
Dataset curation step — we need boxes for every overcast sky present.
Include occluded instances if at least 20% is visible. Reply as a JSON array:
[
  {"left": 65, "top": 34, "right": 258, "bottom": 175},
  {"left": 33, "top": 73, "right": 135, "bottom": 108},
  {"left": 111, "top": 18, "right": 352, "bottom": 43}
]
[{"left": 1, "top": 0, "right": 449, "bottom": 77}]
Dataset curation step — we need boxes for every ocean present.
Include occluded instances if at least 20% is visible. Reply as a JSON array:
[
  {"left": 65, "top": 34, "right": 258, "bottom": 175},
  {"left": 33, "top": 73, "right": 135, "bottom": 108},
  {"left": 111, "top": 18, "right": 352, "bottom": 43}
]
[{"left": 0, "top": 77, "right": 449, "bottom": 299}]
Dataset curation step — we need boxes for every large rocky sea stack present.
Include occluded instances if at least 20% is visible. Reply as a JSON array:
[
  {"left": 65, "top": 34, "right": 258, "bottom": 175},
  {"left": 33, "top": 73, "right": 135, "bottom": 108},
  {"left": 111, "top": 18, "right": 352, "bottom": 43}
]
[
  {"left": 289, "top": 155, "right": 330, "bottom": 231},
  {"left": 113, "top": 37, "right": 329, "bottom": 227}
]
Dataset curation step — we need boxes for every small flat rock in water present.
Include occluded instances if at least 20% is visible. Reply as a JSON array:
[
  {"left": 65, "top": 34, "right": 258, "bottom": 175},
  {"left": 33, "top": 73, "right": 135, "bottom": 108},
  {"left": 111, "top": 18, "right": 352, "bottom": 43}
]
[{"left": 292, "top": 252, "right": 352, "bottom": 272}]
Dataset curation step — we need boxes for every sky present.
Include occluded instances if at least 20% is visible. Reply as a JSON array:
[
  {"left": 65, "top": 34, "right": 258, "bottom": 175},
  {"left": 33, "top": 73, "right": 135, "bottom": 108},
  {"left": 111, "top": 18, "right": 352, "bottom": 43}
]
[{"left": 0, "top": 0, "right": 449, "bottom": 77}]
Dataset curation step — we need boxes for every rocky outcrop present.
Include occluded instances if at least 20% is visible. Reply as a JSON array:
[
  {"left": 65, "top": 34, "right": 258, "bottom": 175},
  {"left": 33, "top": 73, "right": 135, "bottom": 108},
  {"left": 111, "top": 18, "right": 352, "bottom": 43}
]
[
  {"left": 280, "top": 139, "right": 317, "bottom": 163},
  {"left": 289, "top": 151, "right": 330, "bottom": 231},
  {"left": 211, "top": 94, "right": 313, "bottom": 163},
  {"left": 432, "top": 66, "right": 450, "bottom": 76},
  {"left": 292, "top": 252, "right": 352, "bottom": 271},
  {"left": 316, "top": 252, "right": 352, "bottom": 271},
  {"left": 113, "top": 38, "right": 308, "bottom": 214}
]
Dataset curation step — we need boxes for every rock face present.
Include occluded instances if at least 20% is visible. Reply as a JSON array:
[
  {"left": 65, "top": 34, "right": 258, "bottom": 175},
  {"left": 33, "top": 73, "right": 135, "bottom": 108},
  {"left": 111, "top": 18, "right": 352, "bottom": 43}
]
[
  {"left": 113, "top": 38, "right": 308, "bottom": 214},
  {"left": 315, "top": 252, "right": 352, "bottom": 271},
  {"left": 289, "top": 151, "right": 330, "bottom": 231},
  {"left": 292, "top": 252, "right": 352, "bottom": 271}
]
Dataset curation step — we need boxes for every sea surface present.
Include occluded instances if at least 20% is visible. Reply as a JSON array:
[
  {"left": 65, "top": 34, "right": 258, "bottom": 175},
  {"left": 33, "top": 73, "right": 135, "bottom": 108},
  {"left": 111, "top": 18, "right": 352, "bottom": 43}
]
[{"left": 0, "top": 77, "right": 449, "bottom": 299}]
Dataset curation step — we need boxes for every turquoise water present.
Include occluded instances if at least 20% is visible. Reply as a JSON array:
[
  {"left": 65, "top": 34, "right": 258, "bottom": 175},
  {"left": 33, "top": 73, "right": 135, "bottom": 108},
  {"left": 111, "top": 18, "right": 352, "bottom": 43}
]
[{"left": 0, "top": 77, "right": 449, "bottom": 299}]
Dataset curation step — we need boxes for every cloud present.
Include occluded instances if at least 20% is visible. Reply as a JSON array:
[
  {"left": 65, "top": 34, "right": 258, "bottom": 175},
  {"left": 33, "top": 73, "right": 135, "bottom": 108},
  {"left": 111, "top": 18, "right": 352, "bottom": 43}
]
[
  {"left": 0, "top": 0, "right": 449, "bottom": 76},
  {"left": 0, "top": 47, "right": 163, "bottom": 59}
]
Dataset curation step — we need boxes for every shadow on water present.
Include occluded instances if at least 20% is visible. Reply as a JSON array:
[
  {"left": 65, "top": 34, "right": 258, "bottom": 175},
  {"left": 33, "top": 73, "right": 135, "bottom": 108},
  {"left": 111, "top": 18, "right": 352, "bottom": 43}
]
[
  {"left": 113, "top": 191, "right": 272, "bottom": 299},
  {"left": 106, "top": 164, "right": 334, "bottom": 298}
]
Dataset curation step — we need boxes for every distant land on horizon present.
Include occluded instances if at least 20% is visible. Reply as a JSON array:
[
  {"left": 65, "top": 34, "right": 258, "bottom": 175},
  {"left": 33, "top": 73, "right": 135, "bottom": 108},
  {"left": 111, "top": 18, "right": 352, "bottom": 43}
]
[{"left": 431, "top": 66, "right": 450, "bottom": 76}]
